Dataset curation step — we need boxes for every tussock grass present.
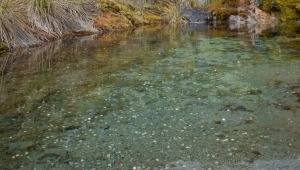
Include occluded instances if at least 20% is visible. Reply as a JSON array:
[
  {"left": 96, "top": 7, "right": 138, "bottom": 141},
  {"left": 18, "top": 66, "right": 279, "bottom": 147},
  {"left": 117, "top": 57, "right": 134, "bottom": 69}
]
[
  {"left": 0, "top": 0, "right": 42, "bottom": 49},
  {"left": 29, "top": 0, "right": 97, "bottom": 38},
  {"left": 0, "top": 0, "right": 97, "bottom": 50},
  {"left": 0, "top": 0, "right": 218, "bottom": 51}
]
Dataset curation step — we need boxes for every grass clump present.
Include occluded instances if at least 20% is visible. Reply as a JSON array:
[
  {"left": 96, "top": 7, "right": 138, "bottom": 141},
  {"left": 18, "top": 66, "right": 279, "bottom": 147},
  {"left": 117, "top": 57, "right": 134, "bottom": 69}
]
[
  {"left": 0, "top": 0, "right": 42, "bottom": 49},
  {"left": 0, "top": 0, "right": 97, "bottom": 51},
  {"left": 29, "top": 0, "right": 97, "bottom": 38}
]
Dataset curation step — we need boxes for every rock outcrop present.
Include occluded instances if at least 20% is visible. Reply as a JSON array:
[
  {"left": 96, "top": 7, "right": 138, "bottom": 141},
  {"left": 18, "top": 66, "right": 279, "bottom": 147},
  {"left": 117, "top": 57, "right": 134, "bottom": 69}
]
[
  {"left": 228, "top": 0, "right": 279, "bottom": 33},
  {"left": 254, "top": 7, "right": 279, "bottom": 26}
]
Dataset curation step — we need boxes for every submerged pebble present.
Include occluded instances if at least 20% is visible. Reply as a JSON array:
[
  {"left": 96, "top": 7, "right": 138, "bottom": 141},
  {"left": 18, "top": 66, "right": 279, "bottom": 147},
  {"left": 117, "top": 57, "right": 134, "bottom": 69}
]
[
  {"left": 247, "top": 89, "right": 262, "bottom": 95},
  {"left": 99, "top": 124, "right": 110, "bottom": 130}
]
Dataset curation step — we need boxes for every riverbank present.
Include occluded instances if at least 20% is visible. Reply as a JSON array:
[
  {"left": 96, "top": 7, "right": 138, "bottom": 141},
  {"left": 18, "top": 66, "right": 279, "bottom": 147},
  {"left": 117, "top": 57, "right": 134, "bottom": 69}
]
[
  {"left": 0, "top": 0, "right": 180, "bottom": 53},
  {"left": 0, "top": 0, "right": 299, "bottom": 53}
]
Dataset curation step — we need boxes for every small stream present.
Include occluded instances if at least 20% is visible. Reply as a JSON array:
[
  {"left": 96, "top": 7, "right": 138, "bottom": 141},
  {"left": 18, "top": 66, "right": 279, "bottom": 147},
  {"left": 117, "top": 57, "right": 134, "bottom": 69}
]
[{"left": 0, "top": 24, "right": 300, "bottom": 169}]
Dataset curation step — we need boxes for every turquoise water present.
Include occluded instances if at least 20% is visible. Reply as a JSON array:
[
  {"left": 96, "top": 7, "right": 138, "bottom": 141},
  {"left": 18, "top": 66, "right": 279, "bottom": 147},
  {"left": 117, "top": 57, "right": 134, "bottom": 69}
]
[{"left": 1, "top": 24, "right": 300, "bottom": 169}]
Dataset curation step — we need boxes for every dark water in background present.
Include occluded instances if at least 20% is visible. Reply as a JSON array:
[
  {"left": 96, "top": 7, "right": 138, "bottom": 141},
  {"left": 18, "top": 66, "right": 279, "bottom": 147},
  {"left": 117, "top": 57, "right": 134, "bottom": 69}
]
[{"left": 0, "top": 23, "right": 300, "bottom": 169}]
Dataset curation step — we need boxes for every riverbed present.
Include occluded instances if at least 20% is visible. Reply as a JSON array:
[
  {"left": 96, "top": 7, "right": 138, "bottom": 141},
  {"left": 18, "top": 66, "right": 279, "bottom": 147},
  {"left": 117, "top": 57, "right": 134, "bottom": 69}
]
[{"left": 0, "top": 23, "right": 300, "bottom": 169}]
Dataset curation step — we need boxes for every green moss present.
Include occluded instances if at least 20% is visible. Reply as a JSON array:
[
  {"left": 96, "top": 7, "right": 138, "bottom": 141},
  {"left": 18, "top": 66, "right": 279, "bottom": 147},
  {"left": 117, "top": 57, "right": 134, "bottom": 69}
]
[
  {"left": 94, "top": 11, "right": 133, "bottom": 31},
  {"left": 260, "top": 0, "right": 300, "bottom": 21},
  {"left": 96, "top": 0, "right": 178, "bottom": 29},
  {"left": 281, "top": 7, "right": 298, "bottom": 21}
]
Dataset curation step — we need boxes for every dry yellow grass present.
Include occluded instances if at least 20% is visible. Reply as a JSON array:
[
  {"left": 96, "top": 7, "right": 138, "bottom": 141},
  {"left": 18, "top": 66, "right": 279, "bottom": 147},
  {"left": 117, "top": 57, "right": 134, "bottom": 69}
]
[{"left": 0, "top": 0, "right": 97, "bottom": 50}]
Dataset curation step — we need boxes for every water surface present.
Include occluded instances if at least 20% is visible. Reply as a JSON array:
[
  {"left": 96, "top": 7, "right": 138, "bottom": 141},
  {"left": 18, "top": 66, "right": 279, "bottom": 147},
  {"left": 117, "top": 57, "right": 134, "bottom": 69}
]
[{"left": 1, "top": 24, "right": 300, "bottom": 169}]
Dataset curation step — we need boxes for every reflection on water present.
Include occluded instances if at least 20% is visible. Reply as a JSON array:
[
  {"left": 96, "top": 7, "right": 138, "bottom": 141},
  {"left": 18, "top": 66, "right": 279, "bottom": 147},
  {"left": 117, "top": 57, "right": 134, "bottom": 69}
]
[{"left": 0, "top": 24, "right": 300, "bottom": 169}]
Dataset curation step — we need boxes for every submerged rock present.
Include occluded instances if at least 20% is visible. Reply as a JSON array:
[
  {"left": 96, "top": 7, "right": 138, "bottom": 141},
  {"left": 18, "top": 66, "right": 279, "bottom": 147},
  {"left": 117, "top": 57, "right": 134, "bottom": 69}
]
[
  {"left": 64, "top": 125, "right": 81, "bottom": 131},
  {"left": 233, "top": 105, "right": 248, "bottom": 112},
  {"left": 247, "top": 89, "right": 262, "bottom": 95},
  {"left": 219, "top": 104, "right": 251, "bottom": 112},
  {"left": 99, "top": 124, "right": 110, "bottom": 130},
  {"left": 7, "top": 141, "right": 36, "bottom": 153},
  {"left": 37, "top": 149, "right": 70, "bottom": 164}
]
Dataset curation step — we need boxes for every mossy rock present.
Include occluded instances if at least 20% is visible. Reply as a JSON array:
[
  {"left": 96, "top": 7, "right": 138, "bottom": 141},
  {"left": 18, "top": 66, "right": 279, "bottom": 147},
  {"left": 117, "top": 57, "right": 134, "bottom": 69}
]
[
  {"left": 100, "top": 0, "right": 128, "bottom": 13},
  {"left": 96, "top": 0, "right": 179, "bottom": 27},
  {"left": 94, "top": 12, "right": 133, "bottom": 31}
]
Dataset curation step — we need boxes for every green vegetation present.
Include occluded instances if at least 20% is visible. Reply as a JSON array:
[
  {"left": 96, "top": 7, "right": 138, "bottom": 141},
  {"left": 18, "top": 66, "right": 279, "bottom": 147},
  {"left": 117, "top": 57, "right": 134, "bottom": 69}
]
[
  {"left": 0, "top": 0, "right": 180, "bottom": 50},
  {"left": 94, "top": 0, "right": 183, "bottom": 31},
  {"left": 207, "top": 0, "right": 300, "bottom": 21},
  {"left": 259, "top": 0, "right": 300, "bottom": 21},
  {"left": 0, "top": 0, "right": 299, "bottom": 52},
  {"left": 207, "top": 0, "right": 252, "bottom": 21},
  {"left": 0, "top": 0, "right": 191, "bottom": 50}
]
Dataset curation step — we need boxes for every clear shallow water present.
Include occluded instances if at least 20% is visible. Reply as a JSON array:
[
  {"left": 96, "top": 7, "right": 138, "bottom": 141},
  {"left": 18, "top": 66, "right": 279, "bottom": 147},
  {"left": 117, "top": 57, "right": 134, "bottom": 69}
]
[{"left": 0, "top": 24, "right": 300, "bottom": 169}]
